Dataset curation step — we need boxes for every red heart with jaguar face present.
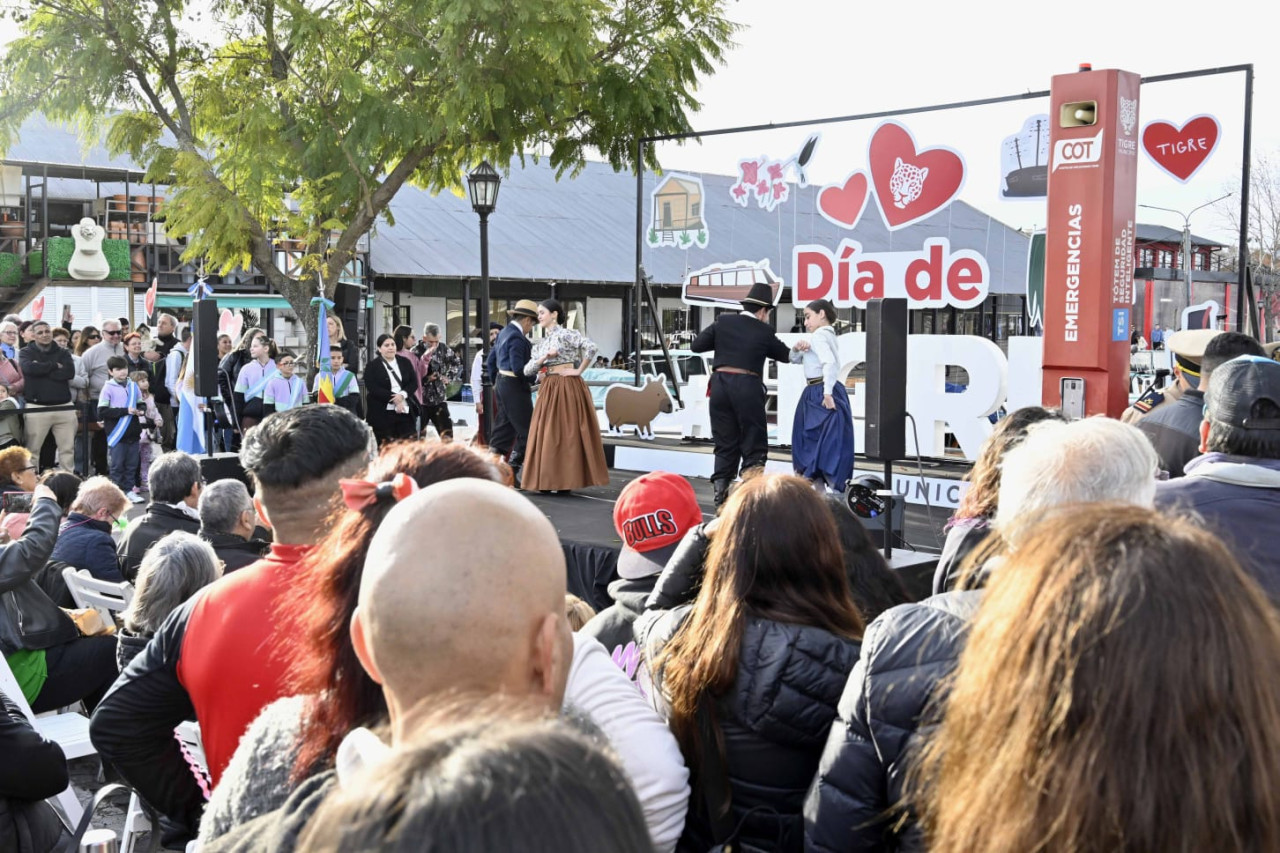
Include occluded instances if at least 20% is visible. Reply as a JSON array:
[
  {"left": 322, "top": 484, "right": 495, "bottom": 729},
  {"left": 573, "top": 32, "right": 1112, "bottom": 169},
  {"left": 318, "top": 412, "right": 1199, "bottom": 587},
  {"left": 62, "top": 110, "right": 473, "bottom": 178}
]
[
  {"left": 868, "top": 121, "right": 966, "bottom": 230},
  {"left": 31, "top": 297, "right": 44, "bottom": 320},
  {"left": 817, "top": 171, "right": 870, "bottom": 230},
  {"left": 1142, "top": 116, "right": 1220, "bottom": 183}
]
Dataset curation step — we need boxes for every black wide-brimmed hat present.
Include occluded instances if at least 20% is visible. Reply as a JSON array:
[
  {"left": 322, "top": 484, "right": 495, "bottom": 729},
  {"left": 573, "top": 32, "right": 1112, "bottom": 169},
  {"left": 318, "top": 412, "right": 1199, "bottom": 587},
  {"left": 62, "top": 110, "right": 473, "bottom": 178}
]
[{"left": 741, "top": 282, "right": 775, "bottom": 310}]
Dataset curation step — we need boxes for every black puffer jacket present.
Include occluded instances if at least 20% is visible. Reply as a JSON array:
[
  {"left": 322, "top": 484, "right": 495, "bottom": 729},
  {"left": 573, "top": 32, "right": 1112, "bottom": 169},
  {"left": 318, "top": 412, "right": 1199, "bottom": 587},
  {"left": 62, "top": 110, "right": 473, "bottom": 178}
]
[
  {"left": 0, "top": 689, "right": 69, "bottom": 853},
  {"left": 637, "top": 606, "right": 860, "bottom": 852},
  {"left": 803, "top": 590, "right": 981, "bottom": 852}
]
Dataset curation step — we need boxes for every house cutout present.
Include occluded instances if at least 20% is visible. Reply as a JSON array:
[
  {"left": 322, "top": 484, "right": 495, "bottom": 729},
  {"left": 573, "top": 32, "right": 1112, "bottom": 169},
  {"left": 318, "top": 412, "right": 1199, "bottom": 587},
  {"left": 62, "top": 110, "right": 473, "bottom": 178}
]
[{"left": 647, "top": 174, "right": 709, "bottom": 248}]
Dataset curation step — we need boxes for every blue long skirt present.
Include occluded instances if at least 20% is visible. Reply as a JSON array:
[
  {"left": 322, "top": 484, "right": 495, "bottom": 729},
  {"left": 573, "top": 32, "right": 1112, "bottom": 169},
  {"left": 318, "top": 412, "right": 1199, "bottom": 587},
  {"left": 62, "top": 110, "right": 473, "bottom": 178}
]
[{"left": 791, "top": 382, "right": 855, "bottom": 490}]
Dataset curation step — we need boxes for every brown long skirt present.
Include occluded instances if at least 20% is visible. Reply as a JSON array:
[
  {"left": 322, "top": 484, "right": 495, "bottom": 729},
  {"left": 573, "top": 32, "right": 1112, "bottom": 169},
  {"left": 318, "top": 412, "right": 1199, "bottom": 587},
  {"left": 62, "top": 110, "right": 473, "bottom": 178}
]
[{"left": 522, "top": 374, "right": 609, "bottom": 491}]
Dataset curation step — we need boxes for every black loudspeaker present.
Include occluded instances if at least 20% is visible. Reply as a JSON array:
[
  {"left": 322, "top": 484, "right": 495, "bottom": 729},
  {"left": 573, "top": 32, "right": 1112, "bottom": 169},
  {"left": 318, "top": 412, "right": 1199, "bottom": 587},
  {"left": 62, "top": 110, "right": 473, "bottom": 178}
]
[
  {"left": 865, "top": 298, "right": 908, "bottom": 460},
  {"left": 333, "top": 283, "right": 366, "bottom": 348},
  {"left": 198, "top": 452, "right": 249, "bottom": 491},
  {"left": 191, "top": 299, "right": 220, "bottom": 397}
]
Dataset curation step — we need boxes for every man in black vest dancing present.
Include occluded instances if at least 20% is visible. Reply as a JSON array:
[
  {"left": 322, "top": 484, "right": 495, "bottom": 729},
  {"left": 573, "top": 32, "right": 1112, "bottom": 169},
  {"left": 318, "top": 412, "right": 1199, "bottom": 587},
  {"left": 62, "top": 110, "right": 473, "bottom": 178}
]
[
  {"left": 691, "top": 282, "right": 795, "bottom": 508},
  {"left": 489, "top": 299, "right": 540, "bottom": 487}
]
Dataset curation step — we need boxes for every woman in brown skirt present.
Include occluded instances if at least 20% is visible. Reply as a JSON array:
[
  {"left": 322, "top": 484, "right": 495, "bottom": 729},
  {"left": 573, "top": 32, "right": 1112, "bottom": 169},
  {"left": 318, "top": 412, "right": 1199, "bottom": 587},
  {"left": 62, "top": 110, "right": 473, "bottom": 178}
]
[{"left": 521, "top": 299, "right": 609, "bottom": 493}]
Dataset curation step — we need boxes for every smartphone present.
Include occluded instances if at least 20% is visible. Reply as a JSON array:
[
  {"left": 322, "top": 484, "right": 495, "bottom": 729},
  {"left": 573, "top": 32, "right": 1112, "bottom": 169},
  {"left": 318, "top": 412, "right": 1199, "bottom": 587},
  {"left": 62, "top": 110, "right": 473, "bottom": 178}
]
[{"left": 1, "top": 492, "right": 34, "bottom": 514}]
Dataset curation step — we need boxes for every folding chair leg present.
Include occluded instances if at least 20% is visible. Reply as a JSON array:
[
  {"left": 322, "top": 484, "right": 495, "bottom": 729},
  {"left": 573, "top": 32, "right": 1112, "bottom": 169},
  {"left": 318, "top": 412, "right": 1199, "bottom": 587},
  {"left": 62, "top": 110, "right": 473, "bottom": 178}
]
[
  {"left": 53, "top": 785, "right": 84, "bottom": 827},
  {"left": 122, "top": 791, "right": 152, "bottom": 853}
]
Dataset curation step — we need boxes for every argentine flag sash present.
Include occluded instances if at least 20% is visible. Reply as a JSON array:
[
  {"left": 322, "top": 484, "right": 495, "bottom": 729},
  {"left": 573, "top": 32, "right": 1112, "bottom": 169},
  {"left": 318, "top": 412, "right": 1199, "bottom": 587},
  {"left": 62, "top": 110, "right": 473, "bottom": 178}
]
[
  {"left": 239, "top": 360, "right": 279, "bottom": 401},
  {"left": 280, "top": 376, "right": 307, "bottom": 410},
  {"left": 105, "top": 380, "right": 140, "bottom": 448}
]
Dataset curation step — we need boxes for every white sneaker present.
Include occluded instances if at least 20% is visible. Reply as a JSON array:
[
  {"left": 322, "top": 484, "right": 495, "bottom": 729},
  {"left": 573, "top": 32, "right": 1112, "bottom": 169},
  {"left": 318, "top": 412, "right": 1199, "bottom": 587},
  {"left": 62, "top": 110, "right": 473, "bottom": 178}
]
[{"left": 127, "top": 492, "right": 144, "bottom": 504}]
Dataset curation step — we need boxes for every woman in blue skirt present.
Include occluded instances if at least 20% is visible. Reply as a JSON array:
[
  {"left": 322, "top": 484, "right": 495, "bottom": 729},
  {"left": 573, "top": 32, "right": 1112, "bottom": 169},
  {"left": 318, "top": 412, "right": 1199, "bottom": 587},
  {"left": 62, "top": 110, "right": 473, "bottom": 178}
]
[{"left": 789, "top": 298, "right": 854, "bottom": 492}]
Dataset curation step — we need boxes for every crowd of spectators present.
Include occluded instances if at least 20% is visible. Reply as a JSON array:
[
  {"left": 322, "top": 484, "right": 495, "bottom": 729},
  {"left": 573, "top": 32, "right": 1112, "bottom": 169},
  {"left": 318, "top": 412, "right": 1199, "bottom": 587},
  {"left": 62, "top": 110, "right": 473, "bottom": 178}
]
[{"left": 1, "top": 338, "right": 1280, "bottom": 851}]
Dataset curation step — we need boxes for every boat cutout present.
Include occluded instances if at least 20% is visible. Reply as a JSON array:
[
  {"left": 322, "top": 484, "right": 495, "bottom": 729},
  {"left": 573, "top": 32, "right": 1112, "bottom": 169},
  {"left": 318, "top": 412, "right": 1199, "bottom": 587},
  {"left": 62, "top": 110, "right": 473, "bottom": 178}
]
[
  {"left": 1001, "top": 115, "right": 1049, "bottom": 199},
  {"left": 682, "top": 259, "right": 782, "bottom": 308}
]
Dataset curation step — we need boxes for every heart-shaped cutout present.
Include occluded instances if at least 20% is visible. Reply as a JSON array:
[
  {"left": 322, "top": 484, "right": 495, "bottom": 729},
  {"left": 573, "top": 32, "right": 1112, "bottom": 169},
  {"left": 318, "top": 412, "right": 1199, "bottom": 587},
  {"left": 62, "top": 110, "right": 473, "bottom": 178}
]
[
  {"left": 144, "top": 277, "right": 158, "bottom": 319},
  {"left": 868, "top": 121, "right": 966, "bottom": 230},
  {"left": 31, "top": 296, "right": 44, "bottom": 320},
  {"left": 1142, "top": 115, "right": 1220, "bottom": 183},
  {"left": 817, "top": 172, "right": 869, "bottom": 230}
]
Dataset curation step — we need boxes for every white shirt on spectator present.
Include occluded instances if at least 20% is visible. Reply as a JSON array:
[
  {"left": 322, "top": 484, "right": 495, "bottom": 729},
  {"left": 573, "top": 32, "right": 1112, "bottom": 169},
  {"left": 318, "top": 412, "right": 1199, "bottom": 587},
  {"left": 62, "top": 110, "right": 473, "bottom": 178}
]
[{"left": 565, "top": 633, "right": 689, "bottom": 852}]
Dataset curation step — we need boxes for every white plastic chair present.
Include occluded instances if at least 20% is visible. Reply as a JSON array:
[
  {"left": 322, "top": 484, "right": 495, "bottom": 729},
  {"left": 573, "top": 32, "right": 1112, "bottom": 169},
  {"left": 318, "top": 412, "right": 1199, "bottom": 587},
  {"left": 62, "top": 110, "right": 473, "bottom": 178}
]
[
  {"left": 0, "top": 650, "right": 91, "bottom": 825},
  {"left": 62, "top": 566, "right": 134, "bottom": 624},
  {"left": 121, "top": 721, "right": 208, "bottom": 853}
]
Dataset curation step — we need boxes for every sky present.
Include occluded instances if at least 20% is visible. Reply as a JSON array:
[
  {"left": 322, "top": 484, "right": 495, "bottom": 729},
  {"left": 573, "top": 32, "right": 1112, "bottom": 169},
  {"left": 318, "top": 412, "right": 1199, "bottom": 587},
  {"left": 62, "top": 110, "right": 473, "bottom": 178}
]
[
  {"left": 2, "top": 0, "right": 1274, "bottom": 245},
  {"left": 655, "top": 0, "right": 1278, "bottom": 246}
]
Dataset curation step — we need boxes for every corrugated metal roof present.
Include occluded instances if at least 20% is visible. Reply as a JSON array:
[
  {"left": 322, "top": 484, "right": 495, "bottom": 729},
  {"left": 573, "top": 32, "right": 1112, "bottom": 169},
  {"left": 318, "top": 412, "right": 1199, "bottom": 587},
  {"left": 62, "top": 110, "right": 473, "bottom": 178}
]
[
  {"left": 2, "top": 114, "right": 148, "bottom": 179},
  {"left": 372, "top": 158, "right": 1034, "bottom": 295},
  {"left": 1135, "top": 223, "right": 1224, "bottom": 248}
]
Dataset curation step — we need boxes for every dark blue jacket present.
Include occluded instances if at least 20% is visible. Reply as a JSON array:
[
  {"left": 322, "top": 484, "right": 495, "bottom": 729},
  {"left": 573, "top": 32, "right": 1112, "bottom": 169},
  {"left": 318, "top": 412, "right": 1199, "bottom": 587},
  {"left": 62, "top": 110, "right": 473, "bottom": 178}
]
[
  {"left": 493, "top": 322, "right": 534, "bottom": 389},
  {"left": 1156, "top": 452, "right": 1280, "bottom": 604},
  {"left": 804, "top": 590, "right": 982, "bottom": 853},
  {"left": 51, "top": 513, "right": 124, "bottom": 583}
]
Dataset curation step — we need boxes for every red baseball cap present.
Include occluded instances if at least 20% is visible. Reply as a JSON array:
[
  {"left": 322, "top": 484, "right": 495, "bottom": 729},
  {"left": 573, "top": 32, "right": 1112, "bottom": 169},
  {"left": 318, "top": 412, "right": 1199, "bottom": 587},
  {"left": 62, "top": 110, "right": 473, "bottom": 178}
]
[{"left": 613, "top": 472, "right": 703, "bottom": 579}]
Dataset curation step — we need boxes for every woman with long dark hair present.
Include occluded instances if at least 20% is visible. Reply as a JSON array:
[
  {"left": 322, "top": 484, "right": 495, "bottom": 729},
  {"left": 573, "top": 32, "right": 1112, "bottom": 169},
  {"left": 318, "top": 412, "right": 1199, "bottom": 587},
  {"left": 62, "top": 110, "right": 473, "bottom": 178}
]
[
  {"left": 638, "top": 473, "right": 864, "bottom": 851},
  {"left": 915, "top": 504, "right": 1280, "bottom": 852},
  {"left": 363, "top": 333, "right": 420, "bottom": 444},
  {"left": 789, "top": 299, "right": 854, "bottom": 492},
  {"left": 216, "top": 326, "right": 264, "bottom": 445},
  {"left": 521, "top": 299, "right": 608, "bottom": 493},
  {"left": 931, "top": 405, "right": 1066, "bottom": 594},
  {"left": 198, "top": 442, "right": 506, "bottom": 843},
  {"left": 824, "top": 494, "right": 913, "bottom": 622}
]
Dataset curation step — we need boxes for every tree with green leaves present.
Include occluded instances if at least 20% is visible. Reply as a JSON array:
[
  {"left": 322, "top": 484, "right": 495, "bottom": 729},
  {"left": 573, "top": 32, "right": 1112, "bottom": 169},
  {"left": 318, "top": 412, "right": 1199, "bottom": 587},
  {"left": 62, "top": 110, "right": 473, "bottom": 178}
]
[{"left": 0, "top": 0, "right": 735, "bottom": 352}]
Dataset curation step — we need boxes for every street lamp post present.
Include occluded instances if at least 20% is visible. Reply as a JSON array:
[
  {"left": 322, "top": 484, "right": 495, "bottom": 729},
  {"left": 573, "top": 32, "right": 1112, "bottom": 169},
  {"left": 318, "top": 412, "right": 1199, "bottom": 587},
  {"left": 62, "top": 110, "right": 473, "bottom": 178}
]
[
  {"left": 1140, "top": 193, "right": 1232, "bottom": 328},
  {"left": 467, "top": 161, "right": 501, "bottom": 444}
]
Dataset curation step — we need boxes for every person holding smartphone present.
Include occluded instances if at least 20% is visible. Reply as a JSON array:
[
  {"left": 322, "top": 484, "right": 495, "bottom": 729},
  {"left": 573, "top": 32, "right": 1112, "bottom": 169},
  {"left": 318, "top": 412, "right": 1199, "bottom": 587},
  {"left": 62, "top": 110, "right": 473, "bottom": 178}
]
[{"left": 0, "top": 481, "right": 119, "bottom": 715}]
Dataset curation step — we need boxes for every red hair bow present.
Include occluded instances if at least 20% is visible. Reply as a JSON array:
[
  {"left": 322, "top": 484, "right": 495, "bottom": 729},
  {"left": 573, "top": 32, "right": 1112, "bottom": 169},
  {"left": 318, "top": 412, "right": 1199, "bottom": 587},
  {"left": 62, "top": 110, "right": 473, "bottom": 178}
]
[{"left": 339, "top": 472, "right": 419, "bottom": 511}]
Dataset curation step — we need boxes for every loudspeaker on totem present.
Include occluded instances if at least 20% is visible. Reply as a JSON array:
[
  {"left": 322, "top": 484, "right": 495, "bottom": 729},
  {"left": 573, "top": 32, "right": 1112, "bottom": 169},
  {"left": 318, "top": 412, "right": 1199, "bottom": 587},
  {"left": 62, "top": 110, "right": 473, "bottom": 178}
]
[
  {"left": 191, "top": 299, "right": 221, "bottom": 398},
  {"left": 864, "top": 298, "right": 908, "bottom": 461}
]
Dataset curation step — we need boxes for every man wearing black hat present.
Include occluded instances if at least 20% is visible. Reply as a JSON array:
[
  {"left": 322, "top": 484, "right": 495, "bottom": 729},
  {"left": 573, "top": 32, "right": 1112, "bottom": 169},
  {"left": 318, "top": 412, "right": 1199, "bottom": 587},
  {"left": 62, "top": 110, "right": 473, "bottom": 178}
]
[
  {"left": 691, "top": 282, "right": 793, "bottom": 507},
  {"left": 1156, "top": 354, "right": 1280, "bottom": 604},
  {"left": 490, "top": 300, "right": 540, "bottom": 485}
]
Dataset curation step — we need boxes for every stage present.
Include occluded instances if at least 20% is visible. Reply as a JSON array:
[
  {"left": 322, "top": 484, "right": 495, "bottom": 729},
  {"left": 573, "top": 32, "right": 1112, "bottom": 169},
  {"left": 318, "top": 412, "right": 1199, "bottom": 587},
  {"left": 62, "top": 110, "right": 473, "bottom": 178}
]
[{"left": 527, "top": 466, "right": 947, "bottom": 607}]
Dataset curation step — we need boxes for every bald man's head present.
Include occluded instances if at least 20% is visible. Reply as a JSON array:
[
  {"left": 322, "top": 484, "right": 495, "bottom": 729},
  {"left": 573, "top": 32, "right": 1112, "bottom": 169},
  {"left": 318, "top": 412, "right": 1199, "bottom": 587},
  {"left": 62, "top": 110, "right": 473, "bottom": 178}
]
[{"left": 352, "top": 479, "right": 571, "bottom": 729}]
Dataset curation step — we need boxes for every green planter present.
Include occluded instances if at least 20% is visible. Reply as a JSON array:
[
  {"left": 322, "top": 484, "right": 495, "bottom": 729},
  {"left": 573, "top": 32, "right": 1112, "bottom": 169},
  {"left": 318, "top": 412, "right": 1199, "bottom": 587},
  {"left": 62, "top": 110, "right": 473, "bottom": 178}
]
[
  {"left": 30, "top": 236, "right": 131, "bottom": 281},
  {"left": 0, "top": 253, "right": 20, "bottom": 288}
]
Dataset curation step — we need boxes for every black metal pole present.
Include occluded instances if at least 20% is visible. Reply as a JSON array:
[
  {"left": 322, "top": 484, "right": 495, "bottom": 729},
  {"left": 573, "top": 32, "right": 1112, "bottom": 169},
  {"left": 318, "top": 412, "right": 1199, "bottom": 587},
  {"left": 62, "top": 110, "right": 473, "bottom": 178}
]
[
  {"left": 479, "top": 212, "right": 493, "bottom": 444},
  {"left": 462, "top": 277, "right": 471, "bottom": 389},
  {"left": 1237, "top": 64, "right": 1254, "bottom": 333},
  {"left": 634, "top": 137, "right": 644, "bottom": 386}
]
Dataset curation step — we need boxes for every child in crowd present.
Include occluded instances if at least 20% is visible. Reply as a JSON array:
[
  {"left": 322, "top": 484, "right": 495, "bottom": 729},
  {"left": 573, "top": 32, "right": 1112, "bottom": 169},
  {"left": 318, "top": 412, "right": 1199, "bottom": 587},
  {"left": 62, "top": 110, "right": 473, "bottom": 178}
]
[
  {"left": 131, "top": 370, "right": 163, "bottom": 495},
  {"left": 262, "top": 350, "right": 308, "bottom": 416},
  {"left": 313, "top": 345, "right": 361, "bottom": 417},
  {"left": 0, "top": 383, "right": 19, "bottom": 450},
  {"left": 565, "top": 594, "right": 596, "bottom": 631},
  {"left": 98, "top": 356, "right": 145, "bottom": 502}
]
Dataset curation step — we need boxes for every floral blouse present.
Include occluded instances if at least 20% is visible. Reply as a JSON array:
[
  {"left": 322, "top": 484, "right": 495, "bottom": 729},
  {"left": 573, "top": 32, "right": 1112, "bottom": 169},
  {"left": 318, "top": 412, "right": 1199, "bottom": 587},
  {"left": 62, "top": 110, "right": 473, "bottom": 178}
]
[{"left": 524, "top": 326, "right": 598, "bottom": 376}]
